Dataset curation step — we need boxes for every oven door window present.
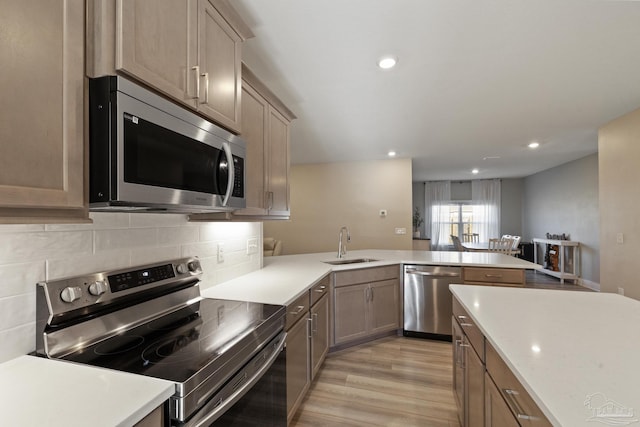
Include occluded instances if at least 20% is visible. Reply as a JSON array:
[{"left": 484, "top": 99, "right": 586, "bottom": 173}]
[{"left": 123, "top": 113, "right": 224, "bottom": 195}]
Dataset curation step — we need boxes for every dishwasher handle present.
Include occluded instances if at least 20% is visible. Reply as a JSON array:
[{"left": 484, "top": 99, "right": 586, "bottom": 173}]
[{"left": 405, "top": 268, "right": 460, "bottom": 278}]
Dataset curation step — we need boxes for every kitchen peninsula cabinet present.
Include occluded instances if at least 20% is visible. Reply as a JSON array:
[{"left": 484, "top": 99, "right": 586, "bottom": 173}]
[
  {"left": 0, "top": 0, "right": 89, "bottom": 223},
  {"left": 462, "top": 267, "right": 525, "bottom": 287},
  {"left": 332, "top": 266, "right": 400, "bottom": 347},
  {"left": 88, "top": 0, "right": 253, "bottom": 133}
]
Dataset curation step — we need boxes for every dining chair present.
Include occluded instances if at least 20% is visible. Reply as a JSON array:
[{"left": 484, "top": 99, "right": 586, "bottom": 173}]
[
  {"left": 451, "top": 235, "right": 467, "bottom": 252},
  {"left": 488, "top": 237, "right": 514, "bottom": 254},
  {"left": 502, "top": 234, "right": 521, "bottom": 254}
]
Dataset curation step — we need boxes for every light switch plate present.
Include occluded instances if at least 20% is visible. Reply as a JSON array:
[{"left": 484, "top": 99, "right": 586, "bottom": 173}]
[
  {"left": 394, "top": 227, "right": 406, "bottom": 235},
  {"left": 246, "top": 238, "right": 258, "bottom": 255}
]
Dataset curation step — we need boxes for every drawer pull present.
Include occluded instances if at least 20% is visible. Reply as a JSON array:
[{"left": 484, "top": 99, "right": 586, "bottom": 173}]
[
  {"left": 290, "top": 305, "right": 305, "bottom": 315},
  {"left": 460, "top": 323, "right": 473, "bottom": 327},
  {"left": 503, "top": 389, "right": 536, "bottom": 421},
  {"left": 314, "top": 286, "right": 326, "bottom": 293},
  {"left": 484, "top": 274, "right": 503, "bottom": 278}
]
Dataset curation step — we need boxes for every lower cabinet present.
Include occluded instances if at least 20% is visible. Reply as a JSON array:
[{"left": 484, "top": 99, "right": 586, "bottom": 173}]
[
  {"left": 285, "top": 275, "right": 330, "bottom": 424},
  {"left": 133, "top": 406, "right": 164, "bottom": 427},
  {"left": 453, "top": 294, "right": 552, "bottom": 427},
  {"left": 332, "top": 266, "right": 400, "bottom": 347},
  {"left": 485, "top": 373, "right": 519, "bottom": 427},
  {"left": 452, "top": 308, "right": 485, "bottom": 427}
]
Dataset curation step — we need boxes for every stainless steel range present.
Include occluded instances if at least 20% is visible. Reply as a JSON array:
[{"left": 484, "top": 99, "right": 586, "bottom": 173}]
[{"left": 35, "top": 257, "right": 286, "bottom": 426}]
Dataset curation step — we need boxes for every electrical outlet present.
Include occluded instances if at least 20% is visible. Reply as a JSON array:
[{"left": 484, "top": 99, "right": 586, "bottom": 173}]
[
  {"left": 246, "top": 238, "right": 258, "bottom": 255},
  {"left": 618, "top": 287, "right": 625, "bottom": 296},
  {"left": 394, "top": 227, "right": 406, "bottom": 235},
  {"left": 217, "top": 242, "right": 224, "bottom": 263},
  {"left": 616, "top": 233, "right": 624, "bottom": 244}
]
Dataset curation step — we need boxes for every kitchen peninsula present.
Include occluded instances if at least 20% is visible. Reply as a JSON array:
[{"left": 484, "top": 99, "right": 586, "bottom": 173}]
[
  {"left": 450, "top": 284, "right": 640, "bottom": 426},
  {"left": 200, "top": 249, "right": 540, "bottom": 304}
]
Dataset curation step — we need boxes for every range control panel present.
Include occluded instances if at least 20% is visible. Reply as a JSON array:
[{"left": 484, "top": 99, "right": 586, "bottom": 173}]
[{"left": 38, "top": 257, "right": 202, "bottom": 320}]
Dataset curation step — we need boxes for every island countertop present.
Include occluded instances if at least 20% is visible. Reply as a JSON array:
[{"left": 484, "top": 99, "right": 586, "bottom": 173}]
[
  {"left": 201, "top": 249, "right": 539, "bottom": 305},
  {"left": 450, "top": 284, "right": 640, "bottom": 426}
]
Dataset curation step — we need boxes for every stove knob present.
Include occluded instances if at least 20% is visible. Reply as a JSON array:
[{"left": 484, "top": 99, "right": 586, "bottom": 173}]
[
  {"left": 60, "top": 286, "right": 82, "bottom": 303},
  {"left": 187, "top": 261, "right": 200, "bottom": 272},
  {"left": 176, "top": 263, "right": 188, "bottom": 274},
  {"left": 88, "top": 280, "right": 108, "bottom": 296}
]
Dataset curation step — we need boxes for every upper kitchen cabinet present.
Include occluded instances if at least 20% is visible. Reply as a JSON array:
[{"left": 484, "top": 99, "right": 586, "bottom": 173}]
[
  {"left": 0, "top": 0, "right": 89, "bottom": 223},
  {"left": 88, "top": 0, "right": 253, "bottom": 133},
  {"left": 235, "top": 65, "right": 296, "bottom": 219}
]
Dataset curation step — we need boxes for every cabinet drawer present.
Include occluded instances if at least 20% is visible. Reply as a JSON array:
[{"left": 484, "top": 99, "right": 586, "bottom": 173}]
[
  {"left": 486, "top": 342, "right": 552, "bottom": 427},
  {"left": 310, "top": 275, "right": 330, "bottom": 306},
  {"left": 453, "top": 297, "right": 484, "bottom": 361},
  {"left": 286, "top": 292, "right": 309, "bottom": 330},
  {"left": 462, "top": 267, "right": 525, "bottom": 285},
  {"left": 334, "top": 265, "right": 399, "bottom": 287}
]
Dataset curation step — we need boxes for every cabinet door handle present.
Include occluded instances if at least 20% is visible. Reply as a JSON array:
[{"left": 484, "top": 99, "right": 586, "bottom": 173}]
[
  {"left": 200, "top": 72, "right": 209, "bottom": 104},
  {"left": 290, "top": 305, "right": 305, "bottom": 315},
  {"left": 370, "top": 287, "right": 374, "bottom": 301},
  {"left": 191, "top": 66, "right": 200, "bottom": 99},
  {"left": 502, "top": 389, "right": 536, "bottom": 421},
  {"left": 312, "top": 313, "right": 318, "bottom": 335},
  {"left": 454, "top": 339, "right": 462, "bottom": 367},
  {"left": 307, "top": 318, "right": 313, "bottom": 339}
]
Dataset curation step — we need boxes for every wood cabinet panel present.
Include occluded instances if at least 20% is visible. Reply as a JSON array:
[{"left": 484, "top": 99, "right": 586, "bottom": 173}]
[
  {"left": 453, "top": 298, "right": 484, "bottom": 361},
  {"left": 486, "top": 342, "right": 552, "bottom": 426},
  {"left": 467, "top": 343, "right": 485, "bottom": 427},
  {"left": 117, "top": 0, "right": 196, "bottom": 107},
  {"left": 334, "top": 265, "right": 399, "bottom": 287},
  {"left": 197, "top": 0, "right": 242, "bottom": 131},
  {"left": 266, "top": 106, "right": 290, "bottom": 216},
  {"left": 286, "top": 292, "right": 309, "bottom": 330},
  {"left": 286, "top": 315, "right": 310, "bottom": 424},
  {"left": 369, "top": 279, "right": 400, "bottom": 334},
  {"left": 462, "top": 267, "right": 525, "bottom": 286},
  {"left": 0, "top": 0, "right": 88, "bottom": 222},
  {"left": 310, "top": 275, "right": 330, "bottom": 306},
  {"left": 310, "top": 293, "right": 329, "bottom": 380},
  {"left": 485, "top": 372, "right": 520, "bottom": 427},
  {"left": 334, "top": 283, "right": 369, "bottom": 345}
]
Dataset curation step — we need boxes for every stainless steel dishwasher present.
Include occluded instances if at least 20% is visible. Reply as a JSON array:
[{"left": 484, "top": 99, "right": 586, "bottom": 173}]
[{"left": 403, "top": 265, "right": 461, "bottom": 340}]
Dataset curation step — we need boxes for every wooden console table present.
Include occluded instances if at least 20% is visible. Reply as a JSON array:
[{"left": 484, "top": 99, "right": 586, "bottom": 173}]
[{"left": 532, "top": 238, "right": 580, "bottom": 283}]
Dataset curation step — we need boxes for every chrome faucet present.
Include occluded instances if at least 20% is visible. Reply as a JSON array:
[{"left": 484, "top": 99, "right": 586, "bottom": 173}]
[{"left": 337, "top": 226, "right": 351, "bottom": 258}]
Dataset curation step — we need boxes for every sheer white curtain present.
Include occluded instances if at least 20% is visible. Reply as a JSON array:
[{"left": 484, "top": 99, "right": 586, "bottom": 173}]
[
  {"left": 424, "top": 181, "right": 451, "bottom": 250},
  {"left": 471, "top": 179, "right": 501, "bottom": 241}
]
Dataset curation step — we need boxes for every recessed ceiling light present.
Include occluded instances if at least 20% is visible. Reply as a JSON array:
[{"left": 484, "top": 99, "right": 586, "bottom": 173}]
[
  {"left": 528, "top": 141, "right": 540, "bottom": 149},
  {"left": 387, "top": 150, "right": 397, "bottom": 157},
  {"left": 471, "top": 168, "right": 479, "bottom": 174},
  {"left": 378, "top": 56, "right": 397, "bottom": 69}
]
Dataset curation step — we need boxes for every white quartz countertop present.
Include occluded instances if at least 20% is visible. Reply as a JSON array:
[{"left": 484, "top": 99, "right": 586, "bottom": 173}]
[
  {"left": 201, "top": 249, "right": 539, "bottom": 305},
  {"left": 0, "top": 355, "right": 175, "bottom": 427},
  {"left": 450, "top": 285, "right": 640, "bottom": 427}
]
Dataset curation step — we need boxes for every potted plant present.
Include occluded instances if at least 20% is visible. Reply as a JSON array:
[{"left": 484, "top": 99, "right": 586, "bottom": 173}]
[{"left": 412, "top": 207, "right": 424, "bottom": 238}]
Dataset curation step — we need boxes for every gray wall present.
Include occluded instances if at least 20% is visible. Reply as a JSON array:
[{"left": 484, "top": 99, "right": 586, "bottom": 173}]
[
  {"left": 522, "top": 153, "right": 599, "bottom": 285},
  {"left": 412, "top": 182, "right": 426, "bottom": 236}
]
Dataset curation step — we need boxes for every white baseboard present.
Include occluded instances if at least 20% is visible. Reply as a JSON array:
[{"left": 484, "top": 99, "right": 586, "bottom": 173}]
[{"left": 579, "top": 278, "right": 600, "bottom": 292}]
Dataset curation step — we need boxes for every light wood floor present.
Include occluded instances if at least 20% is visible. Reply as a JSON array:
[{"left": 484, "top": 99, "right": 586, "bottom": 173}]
[{"left": 290, "top": 336, "right": 461, "bottom": 427}]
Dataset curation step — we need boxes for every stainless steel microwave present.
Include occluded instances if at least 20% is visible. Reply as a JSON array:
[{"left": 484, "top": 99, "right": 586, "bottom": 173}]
[{"left": 89, "top": 76, "right": 245, "bottom": 213}]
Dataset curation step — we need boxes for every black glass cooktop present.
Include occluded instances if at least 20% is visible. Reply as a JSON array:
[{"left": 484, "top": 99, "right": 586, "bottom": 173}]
[{"left": 62, "top": 298, "right": 285, "bottom": 385}]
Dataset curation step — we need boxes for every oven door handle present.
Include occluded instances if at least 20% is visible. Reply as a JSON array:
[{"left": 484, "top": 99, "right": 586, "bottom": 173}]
[{"left": 184, "top": 331, "right": 286, "bottom": 427}]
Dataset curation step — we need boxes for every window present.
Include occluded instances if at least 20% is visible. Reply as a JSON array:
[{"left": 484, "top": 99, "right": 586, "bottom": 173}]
[{"left": 432, "top": 202, "right": 494, "bottom": 246}]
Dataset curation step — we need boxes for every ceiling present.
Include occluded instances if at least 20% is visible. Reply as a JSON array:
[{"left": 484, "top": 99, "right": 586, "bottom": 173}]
[{"left": 232, "top": 0, "right": 640, "bottom": 181}]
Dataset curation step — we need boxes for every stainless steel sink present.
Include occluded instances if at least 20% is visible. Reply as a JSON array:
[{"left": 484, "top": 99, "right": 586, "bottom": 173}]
[{"left": 323, "top": 258, "right": 378, "bottom": 265}]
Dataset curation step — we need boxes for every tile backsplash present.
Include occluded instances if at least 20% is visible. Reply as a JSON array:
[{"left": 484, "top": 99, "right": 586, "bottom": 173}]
[{"left": 0, "top": 213, "right": 262, "bottom": 363}]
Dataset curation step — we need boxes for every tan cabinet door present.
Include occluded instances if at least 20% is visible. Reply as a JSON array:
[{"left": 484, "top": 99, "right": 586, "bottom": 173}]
[
  {"left": 369, "top": 279, "right": 400, "bottom": 334},
  {"left": 310, "top": 294, "right": 329, "bottom": 380},
  {"left": 0, "top": 0, "right": 86, "bottom": 220},
  {"left": 236, "top": 83, "right": 268, "bottom": 215},
  {"left": 117, "top": 0, "right": 197, "bottom": 109},
  {"left": 485, "top": 373, "right": 519, "bottom": 427},
  {"left": 267, "top": 106, "right": 290, "bottom": 216},
  {"left": 334, "top": 283, "right": 369, "bottom": 345},
  {"left": 286, "top": 316, "right": 310, "bottom": 423},
  {"left": 467, "top": 343, "right": 485, "bottom": 427},
  {"left": 197, "top": 0, "right": 242, "bottom": 132}
]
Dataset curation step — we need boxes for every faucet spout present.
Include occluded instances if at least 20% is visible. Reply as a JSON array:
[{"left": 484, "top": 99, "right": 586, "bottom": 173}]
[{"left": 338, "top": 226, "right": 350, "bottom": 258}]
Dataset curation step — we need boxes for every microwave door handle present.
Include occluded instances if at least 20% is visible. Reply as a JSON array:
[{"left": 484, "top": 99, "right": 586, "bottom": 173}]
[{"left": 221, "top": 142, "right": 234, "bottom": 207}]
